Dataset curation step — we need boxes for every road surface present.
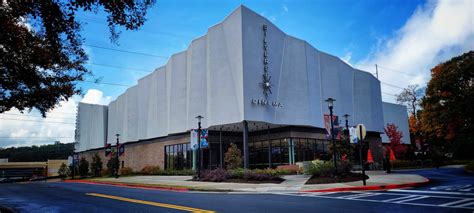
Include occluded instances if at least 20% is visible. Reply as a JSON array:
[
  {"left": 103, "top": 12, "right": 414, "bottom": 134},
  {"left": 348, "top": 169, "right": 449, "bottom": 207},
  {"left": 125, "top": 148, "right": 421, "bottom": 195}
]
[{"left": 0, "top": 167, "right": 472, "bottom": 212}]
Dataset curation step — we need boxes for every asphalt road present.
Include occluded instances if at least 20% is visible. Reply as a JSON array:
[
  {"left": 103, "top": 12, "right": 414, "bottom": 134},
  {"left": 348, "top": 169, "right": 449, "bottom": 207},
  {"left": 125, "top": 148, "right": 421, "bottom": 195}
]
[{"left": 0, "top": 167, "right": 472, "bottom": 213}]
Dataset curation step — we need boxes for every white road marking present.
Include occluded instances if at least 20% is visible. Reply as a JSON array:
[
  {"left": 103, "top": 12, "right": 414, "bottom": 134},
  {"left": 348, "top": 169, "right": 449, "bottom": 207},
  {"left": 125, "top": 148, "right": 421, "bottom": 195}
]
[
  {"left": 394, "top": 195, "right": 429, "bottom": 203},
  {"left": 272, "top": 191, "right": 474, "bottom": 210},
  {"left": 389, "top": 189, "right": 474, "bottom": 196},
  {"left": 439, "top": 198, "right": 474, "bottom": 207},
  {"left": 382, "top": 195, "right": 418, "bottom": 202},
  {"left": 455, "top": 201, "right": 474, "bottom": 208},
  {"left": 338, "top": 193, "right": 379, "bottom": 199}
]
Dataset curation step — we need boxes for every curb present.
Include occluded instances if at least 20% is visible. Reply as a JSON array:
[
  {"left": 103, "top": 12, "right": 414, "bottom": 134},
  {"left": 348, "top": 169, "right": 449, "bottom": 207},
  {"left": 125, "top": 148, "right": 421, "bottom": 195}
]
[
  {"left": 300, "top": 178, "right": 430, "bottom": 193},
  {"left": 64, "top": 180, "right": 190, "bottom": 192}
]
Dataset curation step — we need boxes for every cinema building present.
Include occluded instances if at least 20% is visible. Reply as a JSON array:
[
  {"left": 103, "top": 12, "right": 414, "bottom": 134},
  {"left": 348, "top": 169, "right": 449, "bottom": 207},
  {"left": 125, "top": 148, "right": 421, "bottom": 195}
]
[{"left": 75, "top": 6, "right": 410, "bottom": 171}]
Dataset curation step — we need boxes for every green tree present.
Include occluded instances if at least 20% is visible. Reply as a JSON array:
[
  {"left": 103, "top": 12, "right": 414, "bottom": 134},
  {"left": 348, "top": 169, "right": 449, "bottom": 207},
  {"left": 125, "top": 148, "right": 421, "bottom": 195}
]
[
  {"left": 224, "top": 143, "right": 242, "bottom": 170},
  {"left": 58, "top": 162, "right": 70, "bottom": 180},
  {"left": 78, "top": 157, "right": 89, "bottom": 177},
  {"left": 90, "top": 153, "right": 103, "bottom": 177},
  {"left": 421, "top": 51, "right": 474, "bottom": 159},
  {"left": 0, "top": 1, "right": 155, "bottom": 116}
]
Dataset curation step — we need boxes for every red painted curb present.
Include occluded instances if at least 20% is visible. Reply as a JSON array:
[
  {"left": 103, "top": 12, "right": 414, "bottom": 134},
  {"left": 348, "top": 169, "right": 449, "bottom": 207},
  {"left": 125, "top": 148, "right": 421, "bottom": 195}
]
[
  {"left": 64, "top": 180, "right": 189, "bottom": 192},
  {"left": 300, "top": 178, "right": 430, "bottom": 193}
]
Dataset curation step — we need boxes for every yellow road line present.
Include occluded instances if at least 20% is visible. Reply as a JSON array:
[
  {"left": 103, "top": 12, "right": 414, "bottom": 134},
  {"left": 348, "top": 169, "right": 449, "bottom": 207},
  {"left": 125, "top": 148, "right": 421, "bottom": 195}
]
[{"left": 86, "top": 193, "right": 215, "bottom": 213}]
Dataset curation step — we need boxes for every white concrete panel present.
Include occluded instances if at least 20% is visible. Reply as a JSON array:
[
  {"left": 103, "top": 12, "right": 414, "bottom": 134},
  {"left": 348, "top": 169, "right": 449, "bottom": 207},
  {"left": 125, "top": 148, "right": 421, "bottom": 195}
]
[
  {"left": 241, "top": 6, "right": 286, "bottom": 123},
  {"left": 275, "top": 36, "right": 310, "bottom": 125},
  {"left": 305, "top": 44, "right": 323, "bottom": 128},
  {"left": 382, "top": 102, "right": 411, "bottom": 144},
  {"left": 186, "top": 36, "right": 208, "bottom": 130},
  {"left": 107, "top": 100, "right": 116, "bottom": 144},
  {"left": 76, "top": 103, "right": 107, "bottom": 151},
  {"left": 154, "top": 67, "right": 167, "bottom": 137},
  {"left": 207, "top": 23, "right": 242, "bottom": 126},
  {"left": 168, "top": 52, "right": 188, "bottom": 134},
  {"left": 126, "top": 86, "right": 139, "bottom": 142},
  {"left": 137, "top": 73, "right": 152, "bottom": 139}
]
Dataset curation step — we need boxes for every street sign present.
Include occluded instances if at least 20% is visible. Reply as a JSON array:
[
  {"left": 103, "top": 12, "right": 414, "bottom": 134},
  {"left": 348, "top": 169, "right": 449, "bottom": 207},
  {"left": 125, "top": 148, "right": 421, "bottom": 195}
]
[
  {"left": 105, "top": 143, "right": 112, "bottom": 157},
  {"left": 356, "top": 124, "right": 366, "bottom": 140},
  {"left": 118, "top": 144, "right": 125, "bottom": 156}
]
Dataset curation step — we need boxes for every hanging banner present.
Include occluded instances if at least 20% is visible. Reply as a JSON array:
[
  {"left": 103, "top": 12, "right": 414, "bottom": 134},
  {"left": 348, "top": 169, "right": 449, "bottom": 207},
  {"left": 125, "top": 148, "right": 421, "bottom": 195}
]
[
  {"left": 200, "top": 129, "right": 209, "bottom": 148},
  {"left": 190, "top": 129, "right": 198, "bottom": 150},
  {"left": 323, "top": 114, "right": 339, "bottom": 136},
  {"left": 349, "top": 127, "right": 359, "bottom": 144}
]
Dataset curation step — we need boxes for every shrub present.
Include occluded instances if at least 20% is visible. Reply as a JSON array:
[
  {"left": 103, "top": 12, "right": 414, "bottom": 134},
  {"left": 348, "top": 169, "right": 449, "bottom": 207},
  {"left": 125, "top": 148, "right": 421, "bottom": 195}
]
[
  {"left": 78, "top": 157, "right": 89, "bottom": 177},
  {"left": 106, "top": 155, "right": 119, "bottom": 176},
  {"left": 336, "top": 161, "right": 352, "bottom": 176},
  {"left": 243, "top": 170, "right": 282, "bottom": 181},
  {"left": 201, "top": 168, "right": 230, "bottom": 182},
  {"left": 101, "top": 169, "right": 110, "bottom": 177},
  {"left": 276, "top": 165, "right": 300, "bottom": 175},
  {"left": 229, "top": 168, "right": 244, "bottom": 179},
  {"left": 58, "top": 163, "right": 70, "bottom": 179},
  {"left": 120, "top": 167, "right": 134, "bottom": 176},
  {"left": 140, "top": 165, "right": 161, "bottom": 175},
  {"left": 305, "top": 160, "right": 335, "bottom": 177},
  {"left": 224, "top": 143, "right": 242, "bottom": 170},
  {"left": 90, "top": 154, "right": 103, "bottom": 177}
]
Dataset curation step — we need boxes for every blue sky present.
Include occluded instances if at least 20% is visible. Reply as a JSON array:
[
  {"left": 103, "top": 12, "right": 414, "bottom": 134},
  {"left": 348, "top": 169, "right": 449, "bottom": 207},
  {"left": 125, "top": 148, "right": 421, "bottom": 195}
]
[{"left": 1, "top": 0, "right": 473, "bottom": 147}]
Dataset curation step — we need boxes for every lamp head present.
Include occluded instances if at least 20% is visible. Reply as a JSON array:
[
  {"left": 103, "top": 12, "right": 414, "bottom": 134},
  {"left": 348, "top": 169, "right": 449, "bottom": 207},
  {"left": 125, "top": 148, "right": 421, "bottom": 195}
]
[
  {"left": 195, "top": 115, "right": 204, "bottom": 122},
  {"left": 343, "top": 114, "right": 350, "bottom": 119},
  {"left": 325, "top": 98, "right": 336, "bottom": 108}
]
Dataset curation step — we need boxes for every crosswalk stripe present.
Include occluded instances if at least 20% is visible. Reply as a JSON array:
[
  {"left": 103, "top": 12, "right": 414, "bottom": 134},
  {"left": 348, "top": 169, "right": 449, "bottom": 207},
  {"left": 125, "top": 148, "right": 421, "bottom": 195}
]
[
  {"left": 393, "top": 196, "right": 429, "bottom": 203},
  {"left": 382, "top": 195, "right": 418, "bottom": 202},
  {"left": 338, "top": 193, "right": 379, "bottom": 199},
  {"left": 439, "top": 198, "right": 474, "bottom": 207},
  {"left": 455, "top": 201, "right": 474, "bottom": 208}
]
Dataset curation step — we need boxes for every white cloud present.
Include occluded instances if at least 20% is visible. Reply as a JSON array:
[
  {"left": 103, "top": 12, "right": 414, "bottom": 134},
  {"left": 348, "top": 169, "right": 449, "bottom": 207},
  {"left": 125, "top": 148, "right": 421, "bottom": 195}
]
[
  {"left": 281, "top": 5, "right": 288, "bottom": 15},
  {"left": 0, "top": 89, "right": 111, "bottom": 148},
  {"left": 355, "top": 0, "right": 474, "bottom": 103},
  {"left": 81, "top": 89, "right": 112, "bottom": 105}
]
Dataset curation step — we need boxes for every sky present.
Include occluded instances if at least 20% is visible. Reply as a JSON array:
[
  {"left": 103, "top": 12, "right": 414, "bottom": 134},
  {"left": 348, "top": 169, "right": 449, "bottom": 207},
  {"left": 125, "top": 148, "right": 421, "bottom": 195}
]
[{"left": 0, "top": 0, "right": 473, "bottom": 148}]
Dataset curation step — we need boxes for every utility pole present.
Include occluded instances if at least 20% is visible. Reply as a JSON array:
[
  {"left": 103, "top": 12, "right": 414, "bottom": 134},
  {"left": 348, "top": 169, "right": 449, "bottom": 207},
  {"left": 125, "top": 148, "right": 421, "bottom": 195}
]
[{"left": 375, "top": 64, "right": 379, "bottom": 79}]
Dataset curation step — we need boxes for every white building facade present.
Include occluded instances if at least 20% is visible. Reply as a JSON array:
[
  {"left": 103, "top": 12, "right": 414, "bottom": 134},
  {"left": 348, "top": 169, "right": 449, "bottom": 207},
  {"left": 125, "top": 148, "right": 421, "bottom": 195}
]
[{"left": 75, "top": 6, "right": 410, "bottom": 170}]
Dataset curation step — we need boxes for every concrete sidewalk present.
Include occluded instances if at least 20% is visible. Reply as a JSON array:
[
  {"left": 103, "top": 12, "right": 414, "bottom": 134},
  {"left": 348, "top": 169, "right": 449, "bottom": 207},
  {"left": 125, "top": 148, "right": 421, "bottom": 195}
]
[{"left": 74, "top": 171, "right": 428, "bottom": 193}]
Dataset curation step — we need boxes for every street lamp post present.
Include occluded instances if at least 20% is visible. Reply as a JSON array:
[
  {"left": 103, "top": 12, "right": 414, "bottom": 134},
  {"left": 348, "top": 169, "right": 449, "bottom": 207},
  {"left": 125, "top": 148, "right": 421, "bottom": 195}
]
[
  {"left": 343, "top": 114, "right": 350, "bottom": 139},
  {"left": 195, "top": 115, "right": 203, "bottom": 180},
  {"left": 115, "top": 134, "right": 120, "bottom": 179},
  {"left": 325, "top": 98, "right": 338, "bottom": 176}
]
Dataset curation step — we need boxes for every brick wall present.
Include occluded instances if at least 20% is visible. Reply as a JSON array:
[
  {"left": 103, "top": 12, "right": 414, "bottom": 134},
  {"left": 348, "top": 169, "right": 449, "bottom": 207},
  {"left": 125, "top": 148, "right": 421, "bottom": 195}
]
[{"left": 78, "top": 134, "right": 189, "bottom": 172}]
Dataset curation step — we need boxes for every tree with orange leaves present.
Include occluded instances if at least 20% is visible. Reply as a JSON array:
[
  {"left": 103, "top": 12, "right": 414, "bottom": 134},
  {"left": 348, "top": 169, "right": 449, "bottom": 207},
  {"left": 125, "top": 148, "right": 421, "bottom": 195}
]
[{"left": 421, "top": 51, "right": 474, "bottom": 159}]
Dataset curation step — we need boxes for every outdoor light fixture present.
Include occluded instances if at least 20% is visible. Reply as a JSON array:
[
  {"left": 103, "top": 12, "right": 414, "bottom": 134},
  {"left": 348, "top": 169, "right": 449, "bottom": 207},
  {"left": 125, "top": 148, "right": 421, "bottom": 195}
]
[
  {"left": 115, "top": 134, "right": 120, "bottom": 179},
  {"left": 325, "top": 98, "right": 335, "bottom": 108},
  {"left": 343, "top": 114, "right": 350, "bottom": 142},
  {"left": 195, "top": 115, "right": 203, "bottom": 179},
  {"left": 325, "top": 97, "right": 338, "bottom": 176}
]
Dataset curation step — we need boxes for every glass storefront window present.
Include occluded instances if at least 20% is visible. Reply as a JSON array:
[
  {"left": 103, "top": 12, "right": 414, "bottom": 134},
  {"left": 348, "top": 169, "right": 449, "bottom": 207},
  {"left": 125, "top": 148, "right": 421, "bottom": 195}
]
[{"left": 164, "top": 143, "right": 192, "bottom": 170}]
